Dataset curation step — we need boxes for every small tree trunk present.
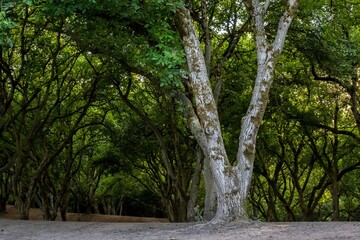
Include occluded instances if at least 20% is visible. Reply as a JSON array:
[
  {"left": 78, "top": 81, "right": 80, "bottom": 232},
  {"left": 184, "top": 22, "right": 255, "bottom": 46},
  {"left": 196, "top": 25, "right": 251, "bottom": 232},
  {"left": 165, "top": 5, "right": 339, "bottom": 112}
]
[
  {"left": 12, "top": 175, "right": 31, "bottom": 220},
  {"left": 178, "top": 197, "right": 187, "bottom": 222},
  {"left": 0, "top": 200, "right": 6, "bottom": 215},
  {"left": 165, "top": 198, "right": 175, "bottom": 222},
  {"left": 187, "top": 147, "right": 203, "bottom": 221},
  {"left": 60, "top": 208, "right": 67, "bottom": 221},
  {"left": 331, "top": 176, "right": 340, "bottom": 221},
  {"left": 203, "top": 156, "right": 216, "bottom": 220},
  {"left": 36, "top": 184, "right": 56, "bottom": 221},
  {"left": 0, "top": 172, "right": 10, "bottom": 215},
  {"left": 77, "top": 199, "right": 80, "bottom": 221},
  {"left": 58, "top": 190, "right": 69, "bottom": 221},
  {"left": 18, "top": 201, "right": 30, "bottom": 220},
  {"left": 119, "top": 199, "right": 124, "bottom": 216},
  {"left": 59, "top": 192, "right": 69, "bottom": 221}
]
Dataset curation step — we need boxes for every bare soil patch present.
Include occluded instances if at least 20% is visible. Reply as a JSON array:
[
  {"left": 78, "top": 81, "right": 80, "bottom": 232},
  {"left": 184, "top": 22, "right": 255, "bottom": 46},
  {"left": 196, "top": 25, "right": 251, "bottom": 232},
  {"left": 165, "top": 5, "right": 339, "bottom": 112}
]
[
  {"left": 1, "top": 205, "right": 360, "bottom": 239},
  {"left": 1, "top": 205, "right": 168, "bottom": 222}
]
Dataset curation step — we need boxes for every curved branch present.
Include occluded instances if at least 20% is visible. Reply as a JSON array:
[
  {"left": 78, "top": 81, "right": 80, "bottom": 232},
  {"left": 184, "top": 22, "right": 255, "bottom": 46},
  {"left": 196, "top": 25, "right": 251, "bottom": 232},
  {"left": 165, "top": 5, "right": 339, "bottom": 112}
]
[{"left": 311, "top": 64, "right": 349, "bottom": 91}]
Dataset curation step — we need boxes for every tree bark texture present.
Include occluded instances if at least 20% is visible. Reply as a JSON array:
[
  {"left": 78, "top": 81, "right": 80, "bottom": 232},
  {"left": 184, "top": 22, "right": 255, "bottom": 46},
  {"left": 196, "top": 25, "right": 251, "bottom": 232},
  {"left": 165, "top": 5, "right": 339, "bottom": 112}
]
[
  {"left": 176, "top": 7, "right": 246, "bottom": 221},
  {"left": 203, "top": 157, "right": 217, "bottom": 220},
  {"left": 238, "top": 0, "right": 299, "bottom": 197},
  {"left": 176, "top": 0, "right": 299, "bottom": 222}
]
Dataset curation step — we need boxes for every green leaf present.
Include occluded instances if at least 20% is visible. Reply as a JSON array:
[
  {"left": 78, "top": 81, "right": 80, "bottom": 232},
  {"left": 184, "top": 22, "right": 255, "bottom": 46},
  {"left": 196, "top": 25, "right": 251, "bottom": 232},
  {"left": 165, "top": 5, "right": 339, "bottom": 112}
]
[{"left": 22, "top": 0, "right": 33, "bottom": 6}]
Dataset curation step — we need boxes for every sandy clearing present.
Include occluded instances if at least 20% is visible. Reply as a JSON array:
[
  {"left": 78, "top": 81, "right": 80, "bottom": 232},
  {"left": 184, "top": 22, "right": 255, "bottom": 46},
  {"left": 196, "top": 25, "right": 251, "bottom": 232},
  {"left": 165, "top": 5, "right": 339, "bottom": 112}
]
[{"left": 1, "top": 219, "right": 360, "bottom": 240}]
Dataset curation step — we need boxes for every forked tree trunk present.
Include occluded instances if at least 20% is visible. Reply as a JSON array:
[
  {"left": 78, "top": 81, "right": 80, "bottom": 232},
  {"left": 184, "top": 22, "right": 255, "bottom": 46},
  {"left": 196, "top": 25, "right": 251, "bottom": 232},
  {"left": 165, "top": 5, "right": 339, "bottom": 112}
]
[
  {"left": 175, "top": 7, "right": 246, "bottom": 222},
  {"left": 175, "top": 0, "right": 299, "bottom": 222}
]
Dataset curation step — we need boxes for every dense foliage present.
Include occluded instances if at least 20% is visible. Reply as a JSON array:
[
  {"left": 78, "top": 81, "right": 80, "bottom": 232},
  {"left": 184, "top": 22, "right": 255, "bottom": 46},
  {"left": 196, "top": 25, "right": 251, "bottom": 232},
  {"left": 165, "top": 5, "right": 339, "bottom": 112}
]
[{"left": 1, "top": 0, "right": 360, "bottom": 222}]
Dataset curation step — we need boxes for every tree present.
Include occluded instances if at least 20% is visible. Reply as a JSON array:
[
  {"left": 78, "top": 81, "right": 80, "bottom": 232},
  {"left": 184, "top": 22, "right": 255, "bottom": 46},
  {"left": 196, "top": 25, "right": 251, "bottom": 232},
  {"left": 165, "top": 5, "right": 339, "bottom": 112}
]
[
  {"left": 246, "top": 0, "right": 360, "bottom": 221},
  {"left": 6, "top": 0, "right": 360, "bottom": 224},
  {"left": 0, "top": 2, "right": 105, "bottom": 219},
  {"left": 175, "top": 0, "right": 299, "bottom": 222},
  {"left": 100, "top": 82, "right": 199, "bottom": 221},
  {"left": 45, "top": 0, "right": 201, "bottom": 221}
]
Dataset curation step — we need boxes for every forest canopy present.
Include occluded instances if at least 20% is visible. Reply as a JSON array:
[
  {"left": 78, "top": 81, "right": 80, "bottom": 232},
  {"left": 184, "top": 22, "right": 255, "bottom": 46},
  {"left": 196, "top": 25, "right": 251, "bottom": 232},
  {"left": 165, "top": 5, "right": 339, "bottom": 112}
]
[{"left": 1, "top": 0, "right": 360, "bottom": 222}]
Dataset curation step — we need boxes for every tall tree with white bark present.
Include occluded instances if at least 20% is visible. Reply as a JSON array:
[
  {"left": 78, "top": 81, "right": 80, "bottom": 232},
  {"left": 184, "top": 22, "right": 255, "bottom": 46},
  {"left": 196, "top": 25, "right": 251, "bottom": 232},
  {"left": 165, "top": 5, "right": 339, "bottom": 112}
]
[{"left": 175, "top": 0, "right": 299, "bottom": 222}]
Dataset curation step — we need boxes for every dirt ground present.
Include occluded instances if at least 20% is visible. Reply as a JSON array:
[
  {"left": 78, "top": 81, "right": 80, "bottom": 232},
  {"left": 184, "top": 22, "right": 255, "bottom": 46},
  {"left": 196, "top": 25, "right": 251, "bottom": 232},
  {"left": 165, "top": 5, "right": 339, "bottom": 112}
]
[
  {"left": 1, "top": 205, "right": 169, "bottom": 223},
  {"left": 1, "top": 205, "right": 360, "bottom": 239}
]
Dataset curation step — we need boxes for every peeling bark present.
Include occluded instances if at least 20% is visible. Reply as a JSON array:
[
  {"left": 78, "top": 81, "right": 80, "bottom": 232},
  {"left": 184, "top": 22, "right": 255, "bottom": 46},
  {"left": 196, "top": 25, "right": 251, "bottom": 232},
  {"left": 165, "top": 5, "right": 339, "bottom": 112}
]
[
  {"left": 236, "top": 0, "right": 299, "bottom": 219},
  {"left": 175, "top": 0, "right": 299, "bottom": 222}
]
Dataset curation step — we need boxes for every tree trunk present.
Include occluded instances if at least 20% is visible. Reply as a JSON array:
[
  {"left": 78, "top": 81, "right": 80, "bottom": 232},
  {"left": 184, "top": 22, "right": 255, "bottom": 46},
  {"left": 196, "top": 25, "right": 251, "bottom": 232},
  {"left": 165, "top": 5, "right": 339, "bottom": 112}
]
[
  {"left": 186, "top": 147, "right": 203, "bottom": 221},
  {"left": 331, "top": 177, "right": 340, "bottom": 221},
  {"left": 0, "top": 201, "right": 6, "bottom": 215},
  {"left": 59, "top": 196, "right": 68, "bottom": 222},
  {"left": 12, "top": 168, "right": 31, "bottom": 220},
  {"left": 331, "top": 103, "right": 340, "bottom": 221},
  {"left": 175, "top": 0, "right": 299, "bottom": 222},
  {"left": 203, "top": 154, "right": 216, "bottom": 220},
  {"left": 164, "top": 198, "right": 175, "bottom": 222},
  {"left": 0, "top": 172, "right": 10, "bottom": 214},
  {"left": 60, "top": 209, "right": 67, "bottom": 221},
  {"left": 176, "top": 7, "right": 247, "bottom": 222}
]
